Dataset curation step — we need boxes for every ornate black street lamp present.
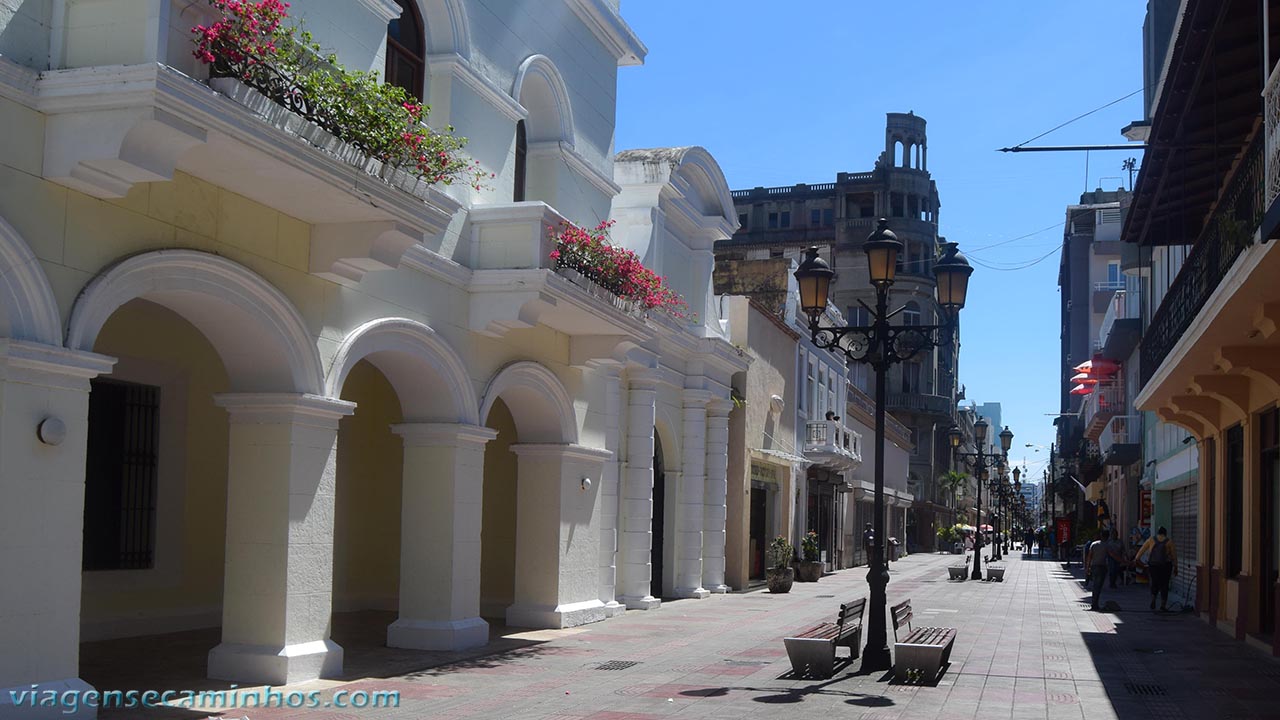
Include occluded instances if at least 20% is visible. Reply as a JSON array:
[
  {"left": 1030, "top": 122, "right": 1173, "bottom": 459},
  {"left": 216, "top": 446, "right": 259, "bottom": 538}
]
[
  {"left": 793, "top": 218, "right": 973, "bottom": 673},
  {"left": 990, "top": 454, "right": 1008, "bottom": 560},
  {"left": 950, "top": 419, "right": 1012, "bottom": 579}
]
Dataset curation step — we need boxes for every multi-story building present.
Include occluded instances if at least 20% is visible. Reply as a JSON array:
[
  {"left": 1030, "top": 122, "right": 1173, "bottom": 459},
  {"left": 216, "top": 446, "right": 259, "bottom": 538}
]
[
  {"left": 1123, "top": 0, "right": 1279, "bottom": 654},
  {"left": 716, "top": 112, "right": 960, "bottom": 553},
  {"left": 0, "top": 0, "right": 754, "bottom": 708}
]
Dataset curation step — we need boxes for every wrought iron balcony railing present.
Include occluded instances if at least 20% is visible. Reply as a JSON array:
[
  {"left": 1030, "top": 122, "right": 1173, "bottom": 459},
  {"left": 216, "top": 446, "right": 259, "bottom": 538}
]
[
  {"left": 1141, "top": 133, "right": 1264, "bottom": 385},
  {"left": 1266, "top": 61, "right": 1280, "bottom": 210}
]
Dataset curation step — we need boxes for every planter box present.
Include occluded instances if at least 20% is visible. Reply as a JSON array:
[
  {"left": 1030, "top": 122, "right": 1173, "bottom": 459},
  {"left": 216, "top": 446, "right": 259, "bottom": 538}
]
[
  {"left": 796, "top": 561, "right": 823, "bottom": 583},
  {"left": 766, "top": 567, "right": 794, "bottom": 594}
]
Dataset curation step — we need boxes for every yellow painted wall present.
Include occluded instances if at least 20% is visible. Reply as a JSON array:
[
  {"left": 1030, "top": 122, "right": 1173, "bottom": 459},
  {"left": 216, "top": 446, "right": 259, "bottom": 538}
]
[
  {"left": 333, "top": 359, "right": 404, "bottom": 611},
  {"left": 81, "top": 299, "right": 230, "bottom": 628},
  {"left": 480, "top": 398, "right": 518, "bottom": 619}
]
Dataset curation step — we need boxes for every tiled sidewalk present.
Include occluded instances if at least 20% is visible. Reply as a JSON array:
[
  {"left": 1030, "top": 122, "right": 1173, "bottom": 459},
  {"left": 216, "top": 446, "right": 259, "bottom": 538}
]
[{"left": 98, "top": 550, "right": 1280, "bottom": 719}]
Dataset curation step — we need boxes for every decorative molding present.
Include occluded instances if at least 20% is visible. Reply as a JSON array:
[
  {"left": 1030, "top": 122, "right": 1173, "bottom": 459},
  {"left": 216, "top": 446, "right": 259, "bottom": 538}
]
[
  {"left": 356, "top": 0, "right": 403, "bottom": 23},
  {"left": 429, "top": 52, "right": 525, "bottom": 123},
  {"left": 0, "top": 55, "right": 38, "bottom": 106},
  {"left": 0, "top": 214, "right": 63, "bottom": 346},
  {"left": 511, "top": 54, "right": 575, "bottom": 147},
  {"left": 310, "top": 221, "right": 421, "bottom": 286},
  {"left": 326, "top": 317, "right": 479, "bottom": 425},
  {"left": 480, "top": 360, "right": 579, "bottom": 444},
  {"left": 421, "top": 0, "right": 472, "bottom": 59},
  {"left": 213, "top": 392, "right": 356, "bottom": 428},
  {"left": 0, "top": 340, "right": 116, "bottom": 391},
  {"left": 400, "top": 243, "right": 473, "bottom": 288},
  {"left": 67, "top": 249, "right": 326, "bottom": 395},
  {"left": 510, "top": 442, "right": 613, "bottom": 462},
  {"left": 529, "top": 140, "right": 621, "bottom": 198},
  {"left": 391, "top": 422, "right": 496, "bottom": 447},
  {"left": 565, "top": 0, "right": 647, "bottom": 67}
]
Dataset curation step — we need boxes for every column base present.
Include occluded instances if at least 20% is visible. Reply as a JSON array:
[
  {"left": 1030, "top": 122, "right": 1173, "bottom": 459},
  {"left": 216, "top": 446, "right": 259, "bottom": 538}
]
[
  {"left": 707, "top": 584, "right": 730, "bottom": 594},
  {"left": 620, "top": 595, "right": 661, "bottom": 610},
  {"left": 602, "top": 600, "right": 626, "bottom": 618},
  {"left": 0, "top": 678, "right": 96, "bottom": 720},
  {"left": 506, "top": 599, "right": 608, "bottom": 629},
  {"left": 387, "top": 617, "right": 489, "bottom": 651},
  {"left": 675, "top": 586, "right": 710, "bottom": 599},
  {"left": 208, "top": 639, "right": 343, "bottom": 686}
]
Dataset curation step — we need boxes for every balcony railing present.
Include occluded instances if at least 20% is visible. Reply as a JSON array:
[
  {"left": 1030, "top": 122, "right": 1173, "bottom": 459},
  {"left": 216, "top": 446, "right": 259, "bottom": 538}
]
[
  {"left": 1083, "top": 381, "right": 1125, "bottom": 441},
  {"left": 1098, "top": 290, "right": 1128, "bottom": 349},
  {"left": 1142, "top": 133, "right": 1264, "bottom": 385},
  {"left": 1266, "top": 61, "right": 1280, "bottom": 210},
  {"left": 886, "top": 392, "right": 953, "bottom": 417},
  {"left": 805, "top": 420, "right": 861, "bottom": 467},
  {"left": 1099, "top": 414, "right": 1140, "bottom": 462},
  {"left": 846, "top": 385, "right": 912, "bottom": 440},
  {"left": 1093, "top": 280, "right": 1125, "bottom": 292}
]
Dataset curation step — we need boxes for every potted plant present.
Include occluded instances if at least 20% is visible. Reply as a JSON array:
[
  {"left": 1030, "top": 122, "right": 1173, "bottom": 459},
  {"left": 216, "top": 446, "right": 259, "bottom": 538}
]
[
  {"left": 766, "top": 536, "right": 795, "bottom": 593},
  {"left": 936, "top": 524, "right": 955, "bottom": 553},
  {"left": 797, "top": 530, "right": 823, "bottom": 582}
]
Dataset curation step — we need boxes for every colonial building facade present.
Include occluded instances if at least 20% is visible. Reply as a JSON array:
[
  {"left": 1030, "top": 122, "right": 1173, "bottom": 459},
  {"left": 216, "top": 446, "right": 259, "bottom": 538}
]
[
  {"left": 0, "top": 0, "right": 749, "bottom": 712},
  {"left": 715, "top": 113, "right": 960, "bottom": 553}
]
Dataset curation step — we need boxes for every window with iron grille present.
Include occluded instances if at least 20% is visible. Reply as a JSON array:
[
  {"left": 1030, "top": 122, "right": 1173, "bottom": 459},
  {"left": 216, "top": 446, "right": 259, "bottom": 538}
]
[{"left": 83, "top": 379, "right": 160, "bottom": 571}]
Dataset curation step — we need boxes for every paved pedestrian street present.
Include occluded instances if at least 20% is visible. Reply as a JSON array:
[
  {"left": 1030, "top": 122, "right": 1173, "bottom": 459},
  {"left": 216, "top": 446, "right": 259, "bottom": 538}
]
[{"left": 90, "top": 551, "right": 1280, "bottom": 720}]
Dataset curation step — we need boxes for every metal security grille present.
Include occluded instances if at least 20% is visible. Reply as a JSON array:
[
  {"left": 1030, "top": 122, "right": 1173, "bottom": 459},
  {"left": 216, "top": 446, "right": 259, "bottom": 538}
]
[
  {"left": 1123, "top": 682, "right": 1168, "bottom": 696},
  {"left": 595, "top": 661, "right": 640, "bottom": 671},
  {"left": 83, "top": 379, "right": 160, "bottom": 571},
  {"left": 1170, "top": 485, "right": 1198, "bottom": 606}
]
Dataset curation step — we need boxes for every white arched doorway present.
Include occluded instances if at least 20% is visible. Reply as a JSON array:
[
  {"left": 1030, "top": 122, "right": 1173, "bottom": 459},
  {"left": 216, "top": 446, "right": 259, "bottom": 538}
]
[{"left": 479, "top": 362, "right": 610, "bottom": 628}]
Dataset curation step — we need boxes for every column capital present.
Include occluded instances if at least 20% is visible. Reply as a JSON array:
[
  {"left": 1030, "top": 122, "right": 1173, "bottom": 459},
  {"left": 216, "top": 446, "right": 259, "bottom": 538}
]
[
  {"left": 511, "top": 443, "right": 614, "bottom": 462},
  {"left": 392, "top": 422, "right": 497, "bottom": 448},
  {"left": 214, "top": 393, "right": 356, "bottom": 429},
  {"left": 706, "top": 397, "right": 734, "bottom": 418},
  {"left": 683, "top": 388, "right": 713, "bottom": 409},
  {"left": 0, "top": 339, "right": 116, "bottom": 390},
  {"left": 627, "top": 367, "right": 661, "bottom": 392}
]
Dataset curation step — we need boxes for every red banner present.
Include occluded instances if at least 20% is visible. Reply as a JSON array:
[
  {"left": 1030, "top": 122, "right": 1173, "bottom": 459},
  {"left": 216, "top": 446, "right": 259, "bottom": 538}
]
[
  {"left": 1055, "top": 517, "right": 1072, "bottom": 545},
  {"left": 1139, "top": 489, "right": 1152, "bottom": 528}
]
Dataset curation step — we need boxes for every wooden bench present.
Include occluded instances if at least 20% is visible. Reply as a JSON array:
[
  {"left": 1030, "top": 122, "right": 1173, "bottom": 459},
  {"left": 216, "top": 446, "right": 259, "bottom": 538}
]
[
  {"left": 782, "top": 598, "right": 865, "bottom": 678},
  {"left": 986, "top": 566, "right": 1005, "bottom": 582},
  {"left": 891, "top": 599, "right": 956, "bottom": 684}
]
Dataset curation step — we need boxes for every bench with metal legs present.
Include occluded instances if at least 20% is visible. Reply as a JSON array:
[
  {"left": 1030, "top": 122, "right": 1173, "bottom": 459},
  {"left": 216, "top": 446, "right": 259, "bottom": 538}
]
[
  {"left": 782, "top": 598, "right": 865, "bottom": 678},
  {"left": 891, "top": 599, "right": 956, "bottom": 683}
]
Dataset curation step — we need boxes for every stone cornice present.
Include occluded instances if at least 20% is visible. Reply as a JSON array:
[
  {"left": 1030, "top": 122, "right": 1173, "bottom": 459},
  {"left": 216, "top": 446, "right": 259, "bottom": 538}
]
[
  {"left": 528, "top": 140, "right": 621, "bottom": 198},
  {"left": 565, "top": 0, "right": 648, "bottom": 67},
  {"left": 0, "top": 340, "right": 116, "bottom": 391},
  {"left": 392, "top": 422, "right": 497, "bottom": 447},
  {"left": 214, "top": 393, "right": 356, "bottom": 428},
  {"left": 0, "top": 55, "right": 37, "bottom": 106}
]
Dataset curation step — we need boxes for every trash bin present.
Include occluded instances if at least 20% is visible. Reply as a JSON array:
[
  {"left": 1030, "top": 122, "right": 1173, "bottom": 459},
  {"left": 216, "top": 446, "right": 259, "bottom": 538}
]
[{"left": 887, "top": 537, "right": 900, "bottom": 562}]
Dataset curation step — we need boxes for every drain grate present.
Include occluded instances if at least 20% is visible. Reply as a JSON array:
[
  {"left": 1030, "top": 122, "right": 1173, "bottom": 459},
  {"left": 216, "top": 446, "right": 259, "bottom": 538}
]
[
  {"left": 596, "top": 660, "right": 641, "bottom": 671},
  {"left": 1123, "top": 682, "right": 1167, "bottom": 696},
  {"left": 815, "top": 594, "right": 835, "bottom": 598}
]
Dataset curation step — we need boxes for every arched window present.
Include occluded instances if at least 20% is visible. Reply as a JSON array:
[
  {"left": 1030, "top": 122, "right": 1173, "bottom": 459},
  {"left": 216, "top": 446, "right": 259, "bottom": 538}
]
[
  {"left": 386, "top": 0, "right": 425, "bottom": 101},
  {"left": 904, "top": 301, "right": 921, "bottom": 326},
  {"left": 513, "top": 119, "right": 527, "bottom": 202}
]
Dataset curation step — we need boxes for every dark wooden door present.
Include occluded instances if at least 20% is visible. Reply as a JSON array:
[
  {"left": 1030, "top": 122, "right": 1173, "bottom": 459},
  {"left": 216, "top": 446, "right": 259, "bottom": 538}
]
[{"left": 749, "top": 487, "right": 767, "bottom": 579}]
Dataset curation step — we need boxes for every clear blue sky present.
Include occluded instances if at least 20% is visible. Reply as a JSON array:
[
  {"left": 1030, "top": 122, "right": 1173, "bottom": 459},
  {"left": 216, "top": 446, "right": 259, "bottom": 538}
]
[{"left": 614, "top": 0, "right": 1149, "bottom": 479}]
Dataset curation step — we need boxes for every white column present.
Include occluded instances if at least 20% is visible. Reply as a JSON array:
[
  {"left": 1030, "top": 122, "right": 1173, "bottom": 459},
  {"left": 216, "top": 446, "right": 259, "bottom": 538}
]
[
  {"left": 387, "top": 423, "right": 496, "bottom": 651},
  {"left": 702, "top": 399, "right": 732, "bottom": 593},
  {"left": 208, "top": 393, "right": 355, "bottom": 686},
  {"left": 586, "top": 362, "right": 625, "bottom": 617},
  {"left": 676, "top": 390, "right": 709, "bottom": 599},
  {"left": 506, "top": 443, "right": 613, "bottom": 628},
  {"left": 0, "top": 341, "right": 114, "bottom": 720},
  {"left": 617, "top": 371, "right": 660, "bottom": 609}
]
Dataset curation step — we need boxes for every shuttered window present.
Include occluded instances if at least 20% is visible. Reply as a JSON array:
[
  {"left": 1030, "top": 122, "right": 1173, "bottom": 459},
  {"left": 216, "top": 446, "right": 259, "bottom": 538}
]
[{"left": 83, "top": 379, "right": 160, "bottom": 571}]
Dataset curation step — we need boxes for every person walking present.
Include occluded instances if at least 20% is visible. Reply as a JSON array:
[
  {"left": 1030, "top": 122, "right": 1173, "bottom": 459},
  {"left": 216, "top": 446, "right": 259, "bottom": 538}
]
[
  {"left": 1085, "top": 530, "right": 1126, "bottom": 610},
  {"left": 1136, "top": 527, "right": 1178, "bottom": 611},
  {"left": 1106, "top": 530, "right": 1126, "bottom": 588}
]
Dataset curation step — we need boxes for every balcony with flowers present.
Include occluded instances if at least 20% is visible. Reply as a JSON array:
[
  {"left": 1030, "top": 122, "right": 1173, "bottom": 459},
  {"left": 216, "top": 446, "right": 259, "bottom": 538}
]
[{"left": 28, "top": 0, "right": 486, "bottom": 285}]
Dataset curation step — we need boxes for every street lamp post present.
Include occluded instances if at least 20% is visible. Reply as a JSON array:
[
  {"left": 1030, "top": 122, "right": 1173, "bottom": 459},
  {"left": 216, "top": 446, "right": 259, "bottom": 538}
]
[
  {"left": 949, "top": 421, "right": 1012, "bottom": 579},
  {"left": 793, "top": 219, "right": 973, "bottom": 673}
]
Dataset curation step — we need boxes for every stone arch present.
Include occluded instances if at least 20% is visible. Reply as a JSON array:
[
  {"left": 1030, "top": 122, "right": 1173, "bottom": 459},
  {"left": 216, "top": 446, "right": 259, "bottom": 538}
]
[
  {"left": 480, "top": 361, "right": 578, "bottom": 444},
  {"left": 326, "top": 317, "right": 477, "bottom": 424},
  {"left": 672, "top": 146, "right": 737, "bottom": 223},
  {"left": 417, "top": 0, "right": 471, "bottom": 59},
  {"left": 512, "top": 54, "right": 575, "bottom": 147},
  {"left": 67, "top": 249, "right": 323, "bottom": 394},
  {"left": 0, "top": 214, "right": 62, "bottom": 345}
]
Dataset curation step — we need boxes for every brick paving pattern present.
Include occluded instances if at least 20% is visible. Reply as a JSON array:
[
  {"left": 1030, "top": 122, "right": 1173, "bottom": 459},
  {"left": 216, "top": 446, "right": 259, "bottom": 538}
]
[{"left": 88, "top": 551, "right": 1280, "bottom": 719}]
